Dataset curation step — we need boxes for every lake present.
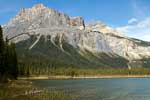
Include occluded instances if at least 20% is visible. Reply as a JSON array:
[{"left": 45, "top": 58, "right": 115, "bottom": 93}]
[{"left": 32, "top": 78, "right": 150, "bottom": 100}]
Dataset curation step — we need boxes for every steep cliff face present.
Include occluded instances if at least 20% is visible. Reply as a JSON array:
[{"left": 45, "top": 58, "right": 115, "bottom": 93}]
[
  {"left": 86, "top": 22, "right": 150, "bottom": 60},
  {"left": 3, "top": 4, "right": 150, "bottom": 68}
]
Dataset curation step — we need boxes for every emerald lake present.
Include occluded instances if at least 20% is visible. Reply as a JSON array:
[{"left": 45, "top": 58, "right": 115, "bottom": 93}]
[{"left": 32, "top": 78, "right": 150, "bottom": 100}]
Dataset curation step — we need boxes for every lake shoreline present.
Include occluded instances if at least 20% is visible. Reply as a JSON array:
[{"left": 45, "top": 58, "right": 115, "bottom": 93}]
[{"left": 18, "top": 75, "right": 150, "bottom": 80}]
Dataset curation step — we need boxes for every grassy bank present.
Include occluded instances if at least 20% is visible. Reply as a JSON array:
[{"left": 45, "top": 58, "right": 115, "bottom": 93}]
[
  {"left": 0, "top": 80, "right": 75, "bottom": 100},
  {"left": 18, "top": 75, "right": 150, "bottom": 80},
  {"left": 18, "top": 67, "right": 150, "bottom": 79}
]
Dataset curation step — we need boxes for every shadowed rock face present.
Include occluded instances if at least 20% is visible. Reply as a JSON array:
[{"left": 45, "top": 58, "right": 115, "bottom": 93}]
[{"left": 3, "top": 4, "right": 150, "bottom": 68}]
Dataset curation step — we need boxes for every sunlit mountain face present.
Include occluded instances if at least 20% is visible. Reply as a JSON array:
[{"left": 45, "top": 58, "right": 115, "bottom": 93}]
[{"left": 3, "top": 4, "right": 150, "bottom": 68}]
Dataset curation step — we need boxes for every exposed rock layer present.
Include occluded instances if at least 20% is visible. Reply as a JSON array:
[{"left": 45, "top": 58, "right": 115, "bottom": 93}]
[{"left": 3, "top": 4, "right": 150, "bottom": 68}]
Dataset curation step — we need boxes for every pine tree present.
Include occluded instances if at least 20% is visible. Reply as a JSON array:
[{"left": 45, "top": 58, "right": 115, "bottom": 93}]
[
  {"left": 0, "top": 25, "right": 19, "bottom": 81},
  {"left": 5, "top": 40, "right": 19, "bottom": 79},
  {"left": 4, "top": 37, "right": 9, "bottom": 79},
  {"left": 10, "top": 43, "right": 18, "bottom": 79},
  {"left": 0, "top": 25, "right": 5, "bottom": 80}
]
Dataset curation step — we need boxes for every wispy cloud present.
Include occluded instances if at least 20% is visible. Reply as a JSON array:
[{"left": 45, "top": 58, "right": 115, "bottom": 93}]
[
  {"left": 116, "top": 17, "right": 150, "bottom": 41},
  {"left": 115, "top": 0, "right": 150, "bottom": 42},
  {"left": 128, "top": 18, "right": 138, "bottom": 24}
]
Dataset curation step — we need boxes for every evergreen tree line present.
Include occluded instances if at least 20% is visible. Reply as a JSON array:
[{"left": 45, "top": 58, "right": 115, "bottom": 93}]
[{"left": 0, "top": 25, "right": 18, "bottom": 82}]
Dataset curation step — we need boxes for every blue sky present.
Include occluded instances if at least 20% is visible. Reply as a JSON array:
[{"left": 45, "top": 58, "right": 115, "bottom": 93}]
[{"left": 0, "top": 0, "right": 150, "bottom": 41}]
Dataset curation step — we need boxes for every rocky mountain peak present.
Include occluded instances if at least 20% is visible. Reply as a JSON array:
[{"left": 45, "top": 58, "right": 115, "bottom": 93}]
[
  {"left": 5, "top": 3, "right": 85, "bottom": 33},
  {"left": 32, "top": 3, "right": 46, "bottom": 9},
  {"left": 15, "top": 3, "right": 52, "bottom": 22}
]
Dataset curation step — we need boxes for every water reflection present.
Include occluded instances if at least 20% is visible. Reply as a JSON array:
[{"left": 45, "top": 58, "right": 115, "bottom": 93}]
[{"left": 32, "top": 78, "right": 150, "bottom": 100}]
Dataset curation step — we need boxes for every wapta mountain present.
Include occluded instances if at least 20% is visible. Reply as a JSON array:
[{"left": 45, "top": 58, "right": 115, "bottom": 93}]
[{"left": 3, "top": 4, "right": 150, "bottom": 68}]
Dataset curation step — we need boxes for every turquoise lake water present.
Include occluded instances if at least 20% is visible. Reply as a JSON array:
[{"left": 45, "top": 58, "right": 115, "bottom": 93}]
[{"left": 32, "top": 78, "right": 150, "bottom": 100}]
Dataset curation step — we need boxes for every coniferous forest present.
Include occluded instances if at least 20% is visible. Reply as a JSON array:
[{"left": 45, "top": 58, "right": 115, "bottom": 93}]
[{"left": 0, "top": 25, "right": 18, "bottom": 82}]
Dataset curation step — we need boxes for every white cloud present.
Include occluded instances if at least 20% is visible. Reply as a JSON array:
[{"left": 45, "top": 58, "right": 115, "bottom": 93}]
[
  {"left": 116, "top": 17, "right": 150, "bottom": 42},
  {"left": 128, "top": 18, "right": 138, "bottom": 24}
]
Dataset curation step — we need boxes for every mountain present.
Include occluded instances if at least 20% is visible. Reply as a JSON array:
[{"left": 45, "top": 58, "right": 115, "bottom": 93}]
[{"left": 3, "top": 4, "right": 150, "bottom": 68}]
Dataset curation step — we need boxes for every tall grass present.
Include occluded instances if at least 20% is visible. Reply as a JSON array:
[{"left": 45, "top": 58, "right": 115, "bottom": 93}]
[
  {"left": 0, "top": 80, "right": 75, "bottom": 100},
  {"left": 28, "top": 68, "right": 150, "bottom": 77}
]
